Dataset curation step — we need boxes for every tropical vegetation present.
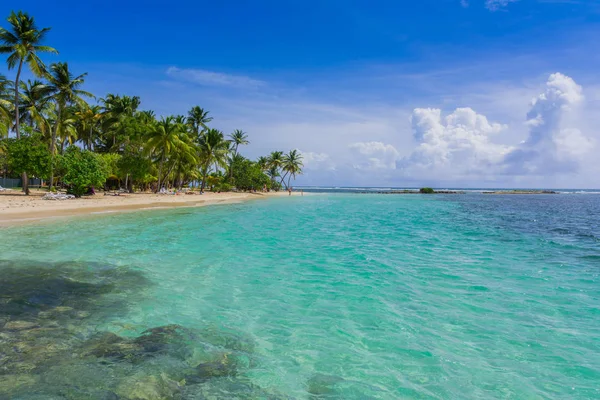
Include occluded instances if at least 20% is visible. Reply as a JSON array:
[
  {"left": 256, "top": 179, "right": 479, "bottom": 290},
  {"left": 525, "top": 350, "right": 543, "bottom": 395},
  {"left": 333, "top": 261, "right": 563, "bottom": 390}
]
[{"left": 0, "top": 10, "right": 302, "bottom": 195}]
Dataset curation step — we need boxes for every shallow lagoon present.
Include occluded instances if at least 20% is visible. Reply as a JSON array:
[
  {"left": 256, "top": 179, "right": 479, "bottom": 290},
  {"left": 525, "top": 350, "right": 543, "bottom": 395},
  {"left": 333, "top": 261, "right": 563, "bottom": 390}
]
[{"left": 1, "top": 194, "right": 599, "bottom": 399}]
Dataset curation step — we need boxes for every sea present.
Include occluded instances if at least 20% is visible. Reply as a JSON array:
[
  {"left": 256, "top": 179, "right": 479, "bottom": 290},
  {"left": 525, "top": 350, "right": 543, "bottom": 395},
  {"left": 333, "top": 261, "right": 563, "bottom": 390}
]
[{"left": 0, "top": 190, "right": 599, "bottom": 399}]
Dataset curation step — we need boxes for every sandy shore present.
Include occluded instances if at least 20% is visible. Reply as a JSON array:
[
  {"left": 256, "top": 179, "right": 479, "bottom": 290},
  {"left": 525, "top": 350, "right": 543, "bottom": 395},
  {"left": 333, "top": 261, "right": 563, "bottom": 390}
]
[{"left": 0, "top": 190, "right": 300, "bottom": 226}]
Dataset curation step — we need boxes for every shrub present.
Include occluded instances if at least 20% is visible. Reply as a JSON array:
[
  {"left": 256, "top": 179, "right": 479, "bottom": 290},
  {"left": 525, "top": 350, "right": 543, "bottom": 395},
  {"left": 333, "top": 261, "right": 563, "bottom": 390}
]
[
  {"left": 60, "top": 147, "right": 109, "bottom": 197},
  {"left": 218, "top": 183, "right": 232, "bottom": 192},
  {"left": 420, "top": 187, "right": 435, "bottom": 194}
]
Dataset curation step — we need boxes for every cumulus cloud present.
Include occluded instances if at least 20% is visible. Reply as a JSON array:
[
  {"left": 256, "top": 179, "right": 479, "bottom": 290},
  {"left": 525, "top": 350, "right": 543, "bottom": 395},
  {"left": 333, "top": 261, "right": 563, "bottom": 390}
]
[
  {"left": 398, "top": 73, "right": 595, "bottom": 182},
  {"left": 166, "top": 66, "right": 265, "bottom": 88},
  {"left": 486, "top": 0, "right": 519, "bottom": 11},
  {"left": 503, "top": 73, "right": 593, "bottom": 175},
  {"left": 299, "top": 151, "right": 336, "bottom": 171},
  {"left": 349, "top": 141, "right": 400, "bottom": 170},
  {"left": 399, "top": 107, "right": 510, "bottom": 178}
]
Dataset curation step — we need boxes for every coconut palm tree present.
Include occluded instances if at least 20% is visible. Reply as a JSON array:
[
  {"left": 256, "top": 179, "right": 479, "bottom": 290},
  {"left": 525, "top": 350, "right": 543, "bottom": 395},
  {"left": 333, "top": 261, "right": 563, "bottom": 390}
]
[
  {"left": 45, "top": 62, "right": 93, "bottom": 190},
  {"left": 198, "top": 128, "right": 229, "bottom": 191},
  {"left": 19, "top": 79, "right": 52, "bottom": 136},
  {"left": 0, "top": 73, "right": 12, "bottom": 137},
  {"left": 0, "top": 11, "right": 57, "bottom": 139},
  {"left": 281, "top": 149, "right": 303, "bottom": 189},
  {"left": 227, "top": 129, "right": 249, "bottom": 179},
  {"left": 99, "top": 94, "right": 140, "bottom": 151},
  {"left": 145, "top": 116, "right": 195, "bottom": 192},
  {"left": 186, "top": 106, "right": 212, "bottom": 140},
  {"left": 229, "top": 129, "right": 249, "bottom": 155},
  {"left": 267, "top": 151, "right": 284, "bottom": 186},
  {"left": 257, "top": 156, "right": 269, "bottom": 171},
  {"left": 74, "top": 104, "right": 102, "bottom": 150}
]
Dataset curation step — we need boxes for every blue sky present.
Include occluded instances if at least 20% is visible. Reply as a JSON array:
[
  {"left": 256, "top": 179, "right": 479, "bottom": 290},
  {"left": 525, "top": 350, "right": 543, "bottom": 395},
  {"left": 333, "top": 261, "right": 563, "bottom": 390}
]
[{"left": 2, "top": 0, "right": 600, "bottom": 188}]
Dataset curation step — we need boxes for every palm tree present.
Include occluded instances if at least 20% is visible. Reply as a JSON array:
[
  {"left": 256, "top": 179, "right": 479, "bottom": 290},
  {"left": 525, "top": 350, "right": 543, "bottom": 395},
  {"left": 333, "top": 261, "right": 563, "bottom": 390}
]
[
  {"left": 281, "top": 149, "right": 303, "bottom": 189},
  {"left": 267, "top": 151, "right": 284, "bottom": 186},
  {"left": 186, "top": 106, "right": 212, "bottom": 140},
  {"left": 19, "top": 79, "right": 52, "bottom": 137},
  {"left": 229, "top": 129, "right": 249, "bottom": 155},
  {"left": 100, "top": 94, "right": 140, "bottom": 151},
  {"left": 0, "top": 11, "right": 58, "bottom": 139},
  {"left": 227, "top": 129, "right": 249, "bottom": 179},
  {"left": 145, "top": 116, "right": 195, "bottom": 192},
  {"left": 45, "top": 62, "right": 93, "bottom": 189},
  {"left": 198, "top": 128, "right": 229, "bottom": 191},
  {"left": 56, "top": 106, "right": 78, "bottom": 153},
  {"left": 257, "top": 156, "right": 269, "bottom": 171},
  {"left": 75, "top": 104, "right": 102, "bottom": 150},
  {"left": 0, "top": 73, "right": 12, "bottom": 137}
]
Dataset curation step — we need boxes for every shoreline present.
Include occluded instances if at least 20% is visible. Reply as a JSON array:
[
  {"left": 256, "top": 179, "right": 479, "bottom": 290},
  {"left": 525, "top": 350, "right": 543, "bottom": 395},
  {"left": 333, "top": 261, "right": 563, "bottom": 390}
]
[{"left": 0, "top": 190, "right": 300, "bottom": 226}]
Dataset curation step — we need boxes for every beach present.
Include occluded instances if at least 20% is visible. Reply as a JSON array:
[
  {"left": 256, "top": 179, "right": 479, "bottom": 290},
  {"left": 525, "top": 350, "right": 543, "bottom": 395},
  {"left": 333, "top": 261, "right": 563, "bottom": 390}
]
[{"left": 0, "top": 190, "right": 299, "bottom": 225}]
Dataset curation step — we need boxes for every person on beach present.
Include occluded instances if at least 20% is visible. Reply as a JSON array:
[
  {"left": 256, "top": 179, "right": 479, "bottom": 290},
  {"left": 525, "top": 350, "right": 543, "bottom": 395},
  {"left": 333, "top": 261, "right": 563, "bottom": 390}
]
[{"left": 288, "top": 187, "right": 292, "bottom": 196}]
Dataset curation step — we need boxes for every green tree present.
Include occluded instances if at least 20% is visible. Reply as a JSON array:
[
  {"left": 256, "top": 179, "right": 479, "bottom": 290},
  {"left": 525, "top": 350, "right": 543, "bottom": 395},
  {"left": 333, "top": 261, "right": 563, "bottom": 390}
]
[
  {"left": 145, "top": 116, "right": 195, "bottom": 191},
  {"left": 99, "top": 94, "right": 141, "bottom": 152},
  {"left": 5, "top": 133, "right": 51, "bottom": 184},
  {"left": 0, "top": 11, "right": 57, "bottom": 139},
  {"left": 230, "top": 156, "right": 270, "bottom": 191},
  {"left": 75, "top": 104, "right": 102, "bottom": 150},
  {"left": 186, "top": 106, "right": 212, "bottom": 140},
  {"left": 45, "top": 62, "right": 93, "bottom": 188},
  {"left": 0, "top": 73, "right": 11, "bottom": 137},
  {"left": 228, "top": 129, "right": 249, "bottom": 179},
  {"left": 198, "top": 128, "right": 229, "bottom": 191},
  {"left": 59, "top": 146, "right": 108, "bottom": 197},
  {"left": 281, "top": 149, "right": 303, "bottom": 189},
  {"left": 19, "top": 79, "right": 52, "bottom": 138}
]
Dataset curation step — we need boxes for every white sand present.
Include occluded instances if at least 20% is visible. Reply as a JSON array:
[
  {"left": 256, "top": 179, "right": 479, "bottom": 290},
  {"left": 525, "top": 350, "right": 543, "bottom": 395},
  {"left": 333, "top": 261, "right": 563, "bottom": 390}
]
[{"left": 0, "top": 190, "right": 301, "bottom": 225}]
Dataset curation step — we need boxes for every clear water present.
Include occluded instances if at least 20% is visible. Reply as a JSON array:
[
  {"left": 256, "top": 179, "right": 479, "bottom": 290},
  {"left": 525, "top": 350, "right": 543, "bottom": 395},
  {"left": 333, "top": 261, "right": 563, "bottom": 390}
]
[{"left": 1, "top": 194, "right": 599, "bottom": 399}]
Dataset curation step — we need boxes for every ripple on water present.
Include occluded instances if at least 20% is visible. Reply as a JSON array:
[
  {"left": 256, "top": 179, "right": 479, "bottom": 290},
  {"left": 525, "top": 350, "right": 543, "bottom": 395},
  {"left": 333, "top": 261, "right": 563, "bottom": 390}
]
[{"left": 0, "top": 194, "right": 599, "bottom": 399}]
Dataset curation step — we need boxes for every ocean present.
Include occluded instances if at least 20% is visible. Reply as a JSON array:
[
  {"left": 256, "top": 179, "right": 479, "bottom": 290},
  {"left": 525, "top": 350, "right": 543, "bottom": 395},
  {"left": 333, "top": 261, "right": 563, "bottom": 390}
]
[{"left": 1, "top": 192, "right": 599, "bottom": 399}]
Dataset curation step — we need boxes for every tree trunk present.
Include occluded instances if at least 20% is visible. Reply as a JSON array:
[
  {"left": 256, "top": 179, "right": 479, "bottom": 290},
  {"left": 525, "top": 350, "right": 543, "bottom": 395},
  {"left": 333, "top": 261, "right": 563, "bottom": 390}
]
[
  {"left": 280, "top": 171, "right": 289, "bottom": 189},
  {"left": 156, "top": 156, "right": 164, "bottom": 193},
  {"left": 200, "top": 164, "right": 209, "bottom": 192},
  {"left": 14, "top": 59, "right": 23, "bottom": 140},
  {"left": 48, "top": 105, "right": 62, "bottom": 192},
  {"left": 14, "top": 59, "right": 30, "bottom": 195}
]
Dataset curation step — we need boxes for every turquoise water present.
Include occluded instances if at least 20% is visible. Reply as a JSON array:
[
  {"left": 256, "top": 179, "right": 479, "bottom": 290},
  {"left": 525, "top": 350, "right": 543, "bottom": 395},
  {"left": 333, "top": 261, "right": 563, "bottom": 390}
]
[{"left": 1, "top": 194, "right": 599, "bottom": 399}]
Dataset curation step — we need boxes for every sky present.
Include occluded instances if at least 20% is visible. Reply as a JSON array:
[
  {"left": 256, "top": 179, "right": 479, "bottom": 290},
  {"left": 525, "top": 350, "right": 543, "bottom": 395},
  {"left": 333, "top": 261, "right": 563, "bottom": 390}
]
[{"left": 2, "top": 0, "right": 600, "bottom": 188}]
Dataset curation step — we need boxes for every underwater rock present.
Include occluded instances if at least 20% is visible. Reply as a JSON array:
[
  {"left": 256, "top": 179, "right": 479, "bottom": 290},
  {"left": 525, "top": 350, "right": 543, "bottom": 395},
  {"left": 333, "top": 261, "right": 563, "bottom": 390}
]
[
  {"left": 4, "top": 320, "right": 38, "bottom": 331},
  {"left": 182, "top": 377, "right": 294, "bottom": 400},
  {"left": 185, "top": 353, "right": 238, "bottom": 384},
  {"left": 197, "top": 327, "right": 256, "bottom": 353},
  {"left": 0, "top": 374, "right": 38, "bottom": 395},
  {"left": 116, "top": 372, "right": 183, "bottom": 400},
  {"left": 79, "top": 332, "right": 142, "bottom": 360},
  {"left": 134, "top": 324, "right": 197, "bottom": 359},
  {"left": 306, "top": 373, "right": 346, "bottom": 396},
  {"left": 0, "top": 260, "right": 150, "bottom": 321}
]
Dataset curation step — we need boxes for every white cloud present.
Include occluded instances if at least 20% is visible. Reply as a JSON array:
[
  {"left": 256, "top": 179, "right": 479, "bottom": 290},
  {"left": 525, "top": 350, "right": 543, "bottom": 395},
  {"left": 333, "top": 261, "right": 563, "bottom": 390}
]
[
  {"left": 397, "top": 73, "right": 595, "bottom": 184},
  {"left": 503, "top": 73, "right": 593, "bottom": 175},
  {"left": 400, "top": 107, "right": 510, "bottom": 179},
  {"left": 299, "top": 151, "right": 336, "bottom": 171},
  {"left": 486, "top": 0, "right": 519, "bottom": 10},
  {"left": 166, "top": 66, "right": 265, "bottom": 88},
  {"left": 349, "top": 141, "right": 400, "bottom": 170}
]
